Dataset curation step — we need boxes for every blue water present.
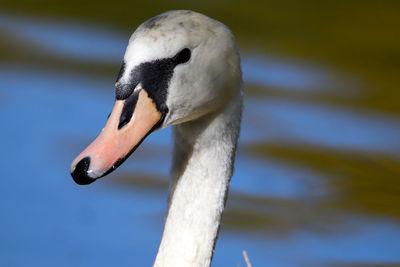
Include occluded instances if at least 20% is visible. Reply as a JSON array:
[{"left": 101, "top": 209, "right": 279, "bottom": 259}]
[
  {"left": 1, "top": 14, "right": 400, "bottom": 266},
  {"left": 0, "top": 13, "right": 126, "bottom": 63}
]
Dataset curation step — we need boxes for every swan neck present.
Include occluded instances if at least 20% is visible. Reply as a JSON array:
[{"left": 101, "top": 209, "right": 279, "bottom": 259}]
[{"left": 154, "top": 97, "right": 242, "bottom": 267}]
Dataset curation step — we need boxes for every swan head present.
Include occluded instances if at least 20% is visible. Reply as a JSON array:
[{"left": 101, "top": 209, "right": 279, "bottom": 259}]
[{"left": 70, "top": 10, "right": 242, "bottom": 185}]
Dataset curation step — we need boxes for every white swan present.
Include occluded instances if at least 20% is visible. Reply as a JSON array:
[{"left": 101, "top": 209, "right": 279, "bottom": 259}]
[{"left": 70, "top": 10, "right": 243, "bottom": 267}]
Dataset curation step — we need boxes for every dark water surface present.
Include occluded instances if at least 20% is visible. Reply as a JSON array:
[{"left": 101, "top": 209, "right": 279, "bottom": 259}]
[{"left": 1, "top": 4, "right": 400, "bottom": 267}]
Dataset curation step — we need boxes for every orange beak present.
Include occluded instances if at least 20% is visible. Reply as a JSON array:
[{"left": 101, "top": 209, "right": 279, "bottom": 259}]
[{"left": 70, "top": 89, "right": 162, "bottom": 185}]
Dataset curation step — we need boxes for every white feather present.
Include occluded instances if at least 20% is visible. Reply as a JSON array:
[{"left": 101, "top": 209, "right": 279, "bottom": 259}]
[{"left": 122, "top": 10, "right": 243, "bottom": 267}]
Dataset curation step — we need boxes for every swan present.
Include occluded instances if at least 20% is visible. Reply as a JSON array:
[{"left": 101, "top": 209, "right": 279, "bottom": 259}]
[{"left": 70, "top": 10, "right": 243, "bottom": 267}]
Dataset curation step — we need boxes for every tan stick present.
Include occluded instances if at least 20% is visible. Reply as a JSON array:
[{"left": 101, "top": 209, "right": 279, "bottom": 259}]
[{"left": 242, "top": 250, "right": 252, "bottom": 267}]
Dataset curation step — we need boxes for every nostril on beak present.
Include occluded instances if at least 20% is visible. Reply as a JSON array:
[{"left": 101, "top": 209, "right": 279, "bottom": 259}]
[{"left": 71, "top": 157, "right": 96, "bottom": 185}]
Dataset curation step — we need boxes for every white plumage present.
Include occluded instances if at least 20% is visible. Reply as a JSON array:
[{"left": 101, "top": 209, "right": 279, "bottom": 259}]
[
  {"left": 145, "top": 11, "right": 243, "bottom": 266},
  {"left": 71, "top": 10, "right": 243, "bottom": 267}
]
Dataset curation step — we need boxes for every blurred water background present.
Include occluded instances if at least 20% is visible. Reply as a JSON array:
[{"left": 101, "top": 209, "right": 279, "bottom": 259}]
[{"left": 1, "top": 1, "right": 400, "bottom": 266}]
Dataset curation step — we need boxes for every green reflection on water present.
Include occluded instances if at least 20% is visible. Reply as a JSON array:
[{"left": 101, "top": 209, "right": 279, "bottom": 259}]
[
  {"left": 0, "top": 31, "right": 117, "bottom": 78},
  {"left": 249, "top": 143, "right": 400, "bottom": 220},
  {"left": 3, "top": 0, "right": 397, "bottom": 226},
  {"left": 2, "top": 0, "right": 400, "bottom": 114},
  {"left": 111, "top": 172, "right": 356, "bottom": 236},
  {"left": 111, "top": 173, "right": 320, "bottom": 235},
  {"left": 2, "top": 2, "right": 400, "bottom": 263}
]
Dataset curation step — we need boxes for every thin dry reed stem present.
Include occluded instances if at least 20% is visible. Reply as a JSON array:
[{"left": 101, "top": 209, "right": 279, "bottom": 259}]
[{"left": 242, "top": 250, "right": 252, "bottom": 267}]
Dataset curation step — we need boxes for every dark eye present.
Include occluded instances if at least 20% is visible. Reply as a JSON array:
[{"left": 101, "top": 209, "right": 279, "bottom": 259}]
[{"left": 176, "top": 48, "right": 191, "bottom": 64}]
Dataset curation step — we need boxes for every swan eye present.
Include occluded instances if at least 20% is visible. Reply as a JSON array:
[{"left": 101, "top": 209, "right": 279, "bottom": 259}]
[{"left": 176, "top": 48, "right": 191, "bottom": 64}]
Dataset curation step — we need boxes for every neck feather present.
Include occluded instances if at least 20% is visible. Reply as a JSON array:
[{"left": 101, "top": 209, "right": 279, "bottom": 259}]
[{"left": 154, "top": 94, "right": 242, "bottom": 267}]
